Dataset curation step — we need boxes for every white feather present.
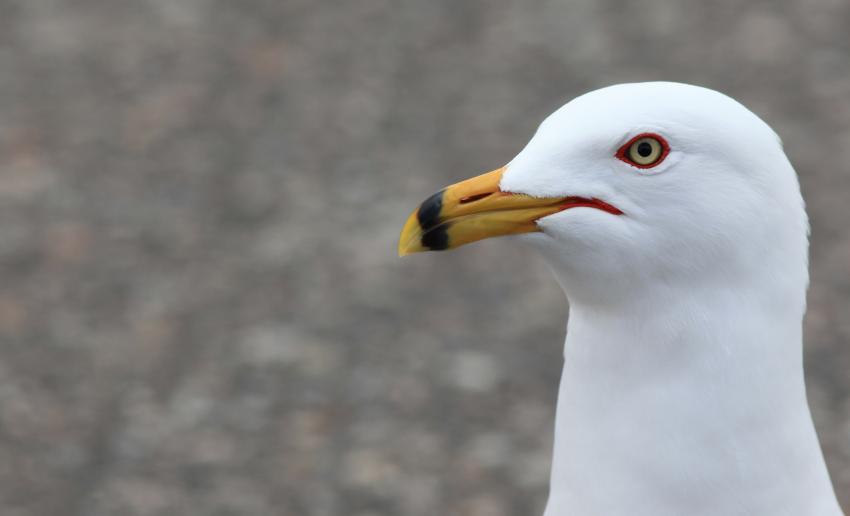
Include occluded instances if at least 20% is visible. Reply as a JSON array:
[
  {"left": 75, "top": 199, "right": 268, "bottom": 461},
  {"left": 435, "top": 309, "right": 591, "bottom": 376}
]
[{"left": 500, "top": 82, "right": 842, "bottom": 515}]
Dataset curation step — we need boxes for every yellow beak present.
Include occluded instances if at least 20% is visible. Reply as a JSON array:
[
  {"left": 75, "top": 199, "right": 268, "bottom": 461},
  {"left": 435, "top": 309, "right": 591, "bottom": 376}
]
[{"left": 399, "top": 166, "right": 618, "bottom": 256}]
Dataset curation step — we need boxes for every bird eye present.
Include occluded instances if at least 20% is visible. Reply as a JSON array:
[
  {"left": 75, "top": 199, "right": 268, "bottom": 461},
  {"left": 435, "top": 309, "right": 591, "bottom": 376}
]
[{"left": 616, "top": 133, "right": 669, "bottom": 168}]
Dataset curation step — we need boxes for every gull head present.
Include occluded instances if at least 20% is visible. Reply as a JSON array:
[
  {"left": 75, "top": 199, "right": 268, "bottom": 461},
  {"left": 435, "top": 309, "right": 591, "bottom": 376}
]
[{"left": 399, "top": 82, "right": 808, "bottom": 305}]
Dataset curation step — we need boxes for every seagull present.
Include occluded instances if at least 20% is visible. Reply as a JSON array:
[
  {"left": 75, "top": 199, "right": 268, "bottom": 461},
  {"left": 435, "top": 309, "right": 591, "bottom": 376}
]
[{"left": 398, "top": 82, "right": 843, "bottom": 515}]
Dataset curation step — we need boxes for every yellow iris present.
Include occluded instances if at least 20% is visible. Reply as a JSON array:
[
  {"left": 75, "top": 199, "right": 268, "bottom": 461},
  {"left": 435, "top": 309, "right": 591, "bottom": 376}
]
[{"left": 628, "top": 136, "right": 664, "bottom": 165}]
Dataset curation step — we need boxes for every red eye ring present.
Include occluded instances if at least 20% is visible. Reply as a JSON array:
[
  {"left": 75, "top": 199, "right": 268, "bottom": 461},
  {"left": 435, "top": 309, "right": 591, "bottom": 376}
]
[{"left": 615, "top": 132, "right": 670, "bottom": 169}]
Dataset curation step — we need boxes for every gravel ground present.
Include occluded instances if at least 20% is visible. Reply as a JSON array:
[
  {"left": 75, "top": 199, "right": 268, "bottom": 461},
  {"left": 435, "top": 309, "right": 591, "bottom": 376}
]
[{"left": 0, "top": 1, "right": 848, "bottom": 515}]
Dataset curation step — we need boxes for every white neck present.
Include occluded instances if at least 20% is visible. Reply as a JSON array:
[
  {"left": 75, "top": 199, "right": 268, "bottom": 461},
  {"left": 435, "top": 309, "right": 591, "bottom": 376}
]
[{"left": 543, "top": 282, "right": 842, "bottom": 516}]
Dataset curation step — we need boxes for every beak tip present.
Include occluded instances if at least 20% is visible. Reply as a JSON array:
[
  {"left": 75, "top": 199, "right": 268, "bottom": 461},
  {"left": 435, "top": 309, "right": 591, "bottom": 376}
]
[
  {"left": 399, "top": 210, "right": 426, "bottom": 257},
  {"left": 397, "top": 241, "right": 420, "bottom": 257}
]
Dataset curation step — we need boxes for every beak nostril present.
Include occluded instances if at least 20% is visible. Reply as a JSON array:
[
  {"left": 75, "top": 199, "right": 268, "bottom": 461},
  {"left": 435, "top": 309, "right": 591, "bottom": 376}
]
[{"left": 459, "top": 192, "right": 492, "bottom": 204}]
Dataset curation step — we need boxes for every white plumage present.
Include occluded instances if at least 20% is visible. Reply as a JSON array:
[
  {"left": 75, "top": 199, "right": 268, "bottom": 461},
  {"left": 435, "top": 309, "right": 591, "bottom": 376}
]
[{"left": 402, "top": 82, "right": 843, "bottom": 515}]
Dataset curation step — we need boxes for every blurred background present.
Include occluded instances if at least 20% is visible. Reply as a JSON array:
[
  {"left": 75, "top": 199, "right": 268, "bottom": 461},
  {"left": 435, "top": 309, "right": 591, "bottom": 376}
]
[{"left": 0, "top": 0, "right": 848, "bottom": 514}]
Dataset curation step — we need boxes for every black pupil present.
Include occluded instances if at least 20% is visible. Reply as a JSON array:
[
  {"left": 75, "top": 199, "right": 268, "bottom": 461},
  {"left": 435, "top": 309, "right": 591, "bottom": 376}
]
[{"left": 636, "top": 141, "right": 653, "bottom": 158}]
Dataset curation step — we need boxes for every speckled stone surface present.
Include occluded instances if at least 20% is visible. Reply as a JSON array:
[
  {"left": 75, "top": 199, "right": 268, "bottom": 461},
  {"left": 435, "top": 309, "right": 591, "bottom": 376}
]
[{"left": 0, "top": 1, "right": 848, "bottom": 514}]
